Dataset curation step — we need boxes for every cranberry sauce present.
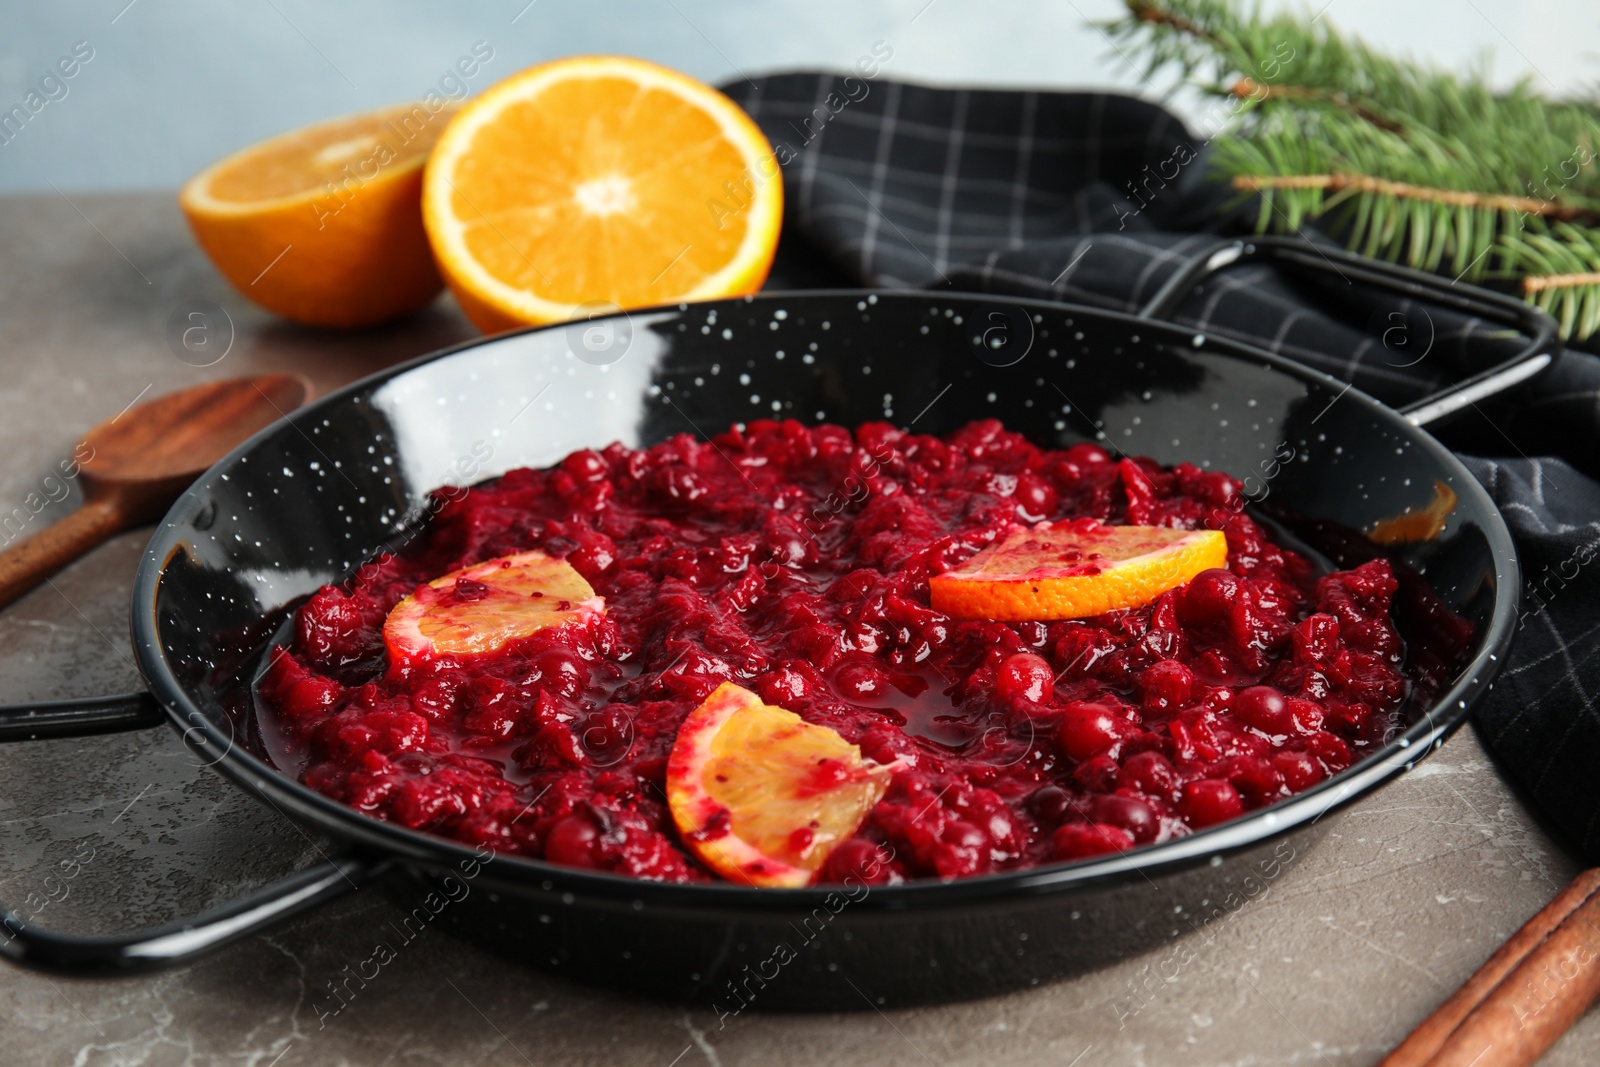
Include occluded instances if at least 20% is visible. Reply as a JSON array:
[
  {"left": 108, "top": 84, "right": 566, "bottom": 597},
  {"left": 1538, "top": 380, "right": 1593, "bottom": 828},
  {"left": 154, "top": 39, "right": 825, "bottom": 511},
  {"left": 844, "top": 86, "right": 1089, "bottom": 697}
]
[{"left": 256, "top": 419, "right": 1411, "bottom": 884}]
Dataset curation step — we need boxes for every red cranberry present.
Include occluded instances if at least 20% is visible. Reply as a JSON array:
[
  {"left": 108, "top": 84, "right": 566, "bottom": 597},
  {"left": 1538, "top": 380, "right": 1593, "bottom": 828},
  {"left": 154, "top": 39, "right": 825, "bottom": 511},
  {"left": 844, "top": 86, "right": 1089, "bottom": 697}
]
[
  {"left": 1118, "top": 750, "right": 1178, "bottom": 802},
  {"left": 1286, "top": 697, "right": 1324, "bottom": 734},
  {"left": 561, "top": 449, "right": 609, "bottom": 483},
  {"left": 1052, "top": 822, "right": 1134, "bottom": 860},
  {"left": 1057, "top": 701, "right": 1123, "bottom": 760},
  {"left": 1138, "top": 660, "right": 1193, "bottom": 714},
  {"left": 1179, "top": 779, "right": 1244, "bottom": 828},
  {"left": 831, "top": 657, "right": 892, "bottom": 701},
  {"left": 756, "top": 666, "right": 816, "bottom": 704},
  {"left": 1063, "top": 443, "right": 1111, "bottom": 466},
  {"left": 1226, "top": 756, "right": 1285, "bottom": 806},
  {"left": 1090, "top": 794, "right": 1159, "bottom": 844},
  {"left": 1072, "top": 754, "right": 1121, "bottom": 794},
  {"left": 1177, "top": 569, "right": 1242, "bottom": 628},
  {"left": 544, "top": 814, "right": 601, "bottom": 868},
  {"left": 1015, "top": 621, "right": 1050, "bottom": 649},
  {"left": 567, "top": 534, "right": 618, "bottom": 577},
  {"left": 1028, "top": 784, "right": 1074, "bottom": 825},
  {"left": 1234, "top": 686, "right": 1291, "bottom": 735},
  {"left": 1012, "top": 473, "right": 1057, "bottom": 520},
  {"left": 1307, "top": 731, "right": 1352, "bottom": 771},
  {"left": 579, "top": 705, "right": 633, "bottom": 762},
  {"left": 996, "top": 653, "right": 1054, "bottom": 704},
  {"left": 295, "top": 587, "right": 383, "bottom": 671},
  {"left": 1273, "top": 750, "right": 1325, "bottom": 791},
  {"left": 516, "top": 722, "right": 587, "bottom": 770}
]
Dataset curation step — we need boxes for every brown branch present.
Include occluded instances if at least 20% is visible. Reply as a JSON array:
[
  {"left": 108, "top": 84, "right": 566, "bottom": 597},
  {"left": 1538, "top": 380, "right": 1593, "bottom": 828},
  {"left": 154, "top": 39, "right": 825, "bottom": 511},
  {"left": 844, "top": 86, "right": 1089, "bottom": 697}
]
[
  {"left": 1230, "top": 77, "right": 1404, "bottom": 133},
  {"left": 1128, "top": 0, "right": 1212, "bottom": 39},
  {"left": 1231, "top": 172, "right": 1600, "bottom": 223},
  {"left": 1524, "top": 271, "right": 1600, "bottom": 293}
]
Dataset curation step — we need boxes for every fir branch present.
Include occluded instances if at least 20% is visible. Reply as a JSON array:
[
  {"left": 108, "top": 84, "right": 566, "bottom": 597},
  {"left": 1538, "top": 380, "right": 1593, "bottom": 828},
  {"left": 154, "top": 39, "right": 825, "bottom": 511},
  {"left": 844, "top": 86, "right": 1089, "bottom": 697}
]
[{"left": 1107, "top": 0, "right": 1600, "bottom": 339}]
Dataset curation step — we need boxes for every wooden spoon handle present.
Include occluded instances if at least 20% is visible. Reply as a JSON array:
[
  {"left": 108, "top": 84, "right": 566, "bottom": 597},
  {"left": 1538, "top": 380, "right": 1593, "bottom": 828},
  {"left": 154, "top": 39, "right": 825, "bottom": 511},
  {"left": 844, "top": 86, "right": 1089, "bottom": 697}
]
[{"left": 0, "top": 496, "right": 129, "bottom": 610}]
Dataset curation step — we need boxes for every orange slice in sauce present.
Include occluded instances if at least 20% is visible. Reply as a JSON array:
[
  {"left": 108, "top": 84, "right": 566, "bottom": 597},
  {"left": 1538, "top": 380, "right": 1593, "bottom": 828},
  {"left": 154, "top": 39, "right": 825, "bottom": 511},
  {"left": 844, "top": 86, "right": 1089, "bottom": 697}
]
[
  {"left": 383, "top": 550, "right": 603, "bottom": 665},
  {"left": 666, "top": 682, "right": 897, "bottom": 887},
  {"left": 930, "top": 521, "right": 1228, "bottom": 621}
]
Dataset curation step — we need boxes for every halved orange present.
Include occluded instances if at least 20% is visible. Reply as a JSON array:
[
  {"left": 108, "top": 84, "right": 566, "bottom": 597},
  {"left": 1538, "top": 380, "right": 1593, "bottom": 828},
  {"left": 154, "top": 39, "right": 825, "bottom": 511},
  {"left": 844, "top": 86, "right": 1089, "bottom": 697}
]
[
  {"left": 422, "top": 56, "right": 783, "bottom": 334},
  {"left": 383, "top": 550, "right": 604, "bottom": 665},
  {"left": 666, "top": 682, "right": 897, "bottom": 887},
  {"left": 180, "top": 102, "right": 457, "bottom": 327},
  {"left": 930, "top": 521, "right": 1228, "bottom": 621}
]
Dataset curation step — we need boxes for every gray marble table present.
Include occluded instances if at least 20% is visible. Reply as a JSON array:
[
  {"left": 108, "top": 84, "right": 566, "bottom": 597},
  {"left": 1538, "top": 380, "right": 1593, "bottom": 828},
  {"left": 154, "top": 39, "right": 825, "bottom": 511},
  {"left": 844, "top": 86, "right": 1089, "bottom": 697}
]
[{"left": 0, "top": 192, "right": 1593, "bottom": 1066}]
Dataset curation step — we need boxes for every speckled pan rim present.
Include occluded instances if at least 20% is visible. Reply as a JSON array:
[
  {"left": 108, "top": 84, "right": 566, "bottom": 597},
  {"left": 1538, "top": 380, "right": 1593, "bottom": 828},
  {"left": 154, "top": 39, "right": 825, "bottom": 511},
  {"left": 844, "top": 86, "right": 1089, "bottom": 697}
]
[{"left": 129, "top": 289, "right": 1520, "bottom": 912}]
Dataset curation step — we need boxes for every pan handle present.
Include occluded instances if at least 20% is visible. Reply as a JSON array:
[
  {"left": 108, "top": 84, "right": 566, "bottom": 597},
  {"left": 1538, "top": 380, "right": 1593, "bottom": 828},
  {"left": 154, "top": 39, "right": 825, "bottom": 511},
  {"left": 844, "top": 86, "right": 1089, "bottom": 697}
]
[
  {"left": 0, "top": 695, "right": 389, "bottom": 974},
  {"left": 1135, "top": 236, "right": 1562, "bottom": 428},
  {"left": 0, "top": 691, "right": 164, "bottom": 742},
  {"left": 0, "top": 853, "right": 390, "bottom": 975}
]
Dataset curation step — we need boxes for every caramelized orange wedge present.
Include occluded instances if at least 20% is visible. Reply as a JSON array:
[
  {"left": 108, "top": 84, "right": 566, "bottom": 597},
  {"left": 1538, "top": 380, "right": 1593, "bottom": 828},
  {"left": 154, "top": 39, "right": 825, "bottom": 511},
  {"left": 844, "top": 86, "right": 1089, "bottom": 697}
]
[
  {"left": 666, "top": 682, "right": 897, "bottom": 887},
  {"left": 930, "top": 520, "right": 1227, "bottom": 621},
  {"left": 383, "top": 550, "right": 603, "bottom": 665},
  {"left": 1369, "top": 480, "right": 1457, "bottom": 544}
]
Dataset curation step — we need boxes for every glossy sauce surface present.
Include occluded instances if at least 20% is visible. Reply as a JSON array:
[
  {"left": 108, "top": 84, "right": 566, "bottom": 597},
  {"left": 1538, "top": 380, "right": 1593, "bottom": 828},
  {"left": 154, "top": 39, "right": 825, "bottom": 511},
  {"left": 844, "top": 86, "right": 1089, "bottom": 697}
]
[{"left": 258, "top": 419, "right": 1415, "bottom": 884}]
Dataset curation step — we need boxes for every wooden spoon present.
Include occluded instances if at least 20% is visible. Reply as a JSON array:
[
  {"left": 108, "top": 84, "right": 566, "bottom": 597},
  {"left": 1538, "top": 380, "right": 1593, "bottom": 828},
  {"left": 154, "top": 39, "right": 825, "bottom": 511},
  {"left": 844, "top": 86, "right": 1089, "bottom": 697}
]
[{"left": 0, "top": 374, "right": 311, "bottom": 609}]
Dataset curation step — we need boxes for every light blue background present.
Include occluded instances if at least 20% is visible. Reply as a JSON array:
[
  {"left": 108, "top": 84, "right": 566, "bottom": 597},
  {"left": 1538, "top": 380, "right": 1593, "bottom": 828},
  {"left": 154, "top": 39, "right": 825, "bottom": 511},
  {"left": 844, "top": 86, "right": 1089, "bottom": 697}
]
[{"left": 1, "top": 0, "right": 1594, "bottom": 192}]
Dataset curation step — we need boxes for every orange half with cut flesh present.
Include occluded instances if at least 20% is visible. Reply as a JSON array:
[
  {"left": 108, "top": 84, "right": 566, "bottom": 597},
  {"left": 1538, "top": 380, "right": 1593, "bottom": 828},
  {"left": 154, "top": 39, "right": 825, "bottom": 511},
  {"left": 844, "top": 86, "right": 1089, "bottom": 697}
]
[
  {"left": 383, "top": 550, "right": 604, "bottom": 665},
  {"left": 930, "top": 520, "right": 1228, "bottom": 621},
  {"left": 422, "top": 55, "right": 782, "bottom": 333},
  {"left": 666, "top": 682, "right": 898, "bottom": 887},
  {"left": 180, "top": 102, "right": 456, "bottom": 328}
]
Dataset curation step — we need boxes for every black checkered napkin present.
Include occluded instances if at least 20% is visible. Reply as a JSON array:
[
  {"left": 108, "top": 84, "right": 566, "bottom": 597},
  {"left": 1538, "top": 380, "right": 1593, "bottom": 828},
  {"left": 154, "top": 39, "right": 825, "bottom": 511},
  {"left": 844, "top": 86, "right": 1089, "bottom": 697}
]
[{"left": 724, "top": 72, "right": 1600, "bottom": 861}]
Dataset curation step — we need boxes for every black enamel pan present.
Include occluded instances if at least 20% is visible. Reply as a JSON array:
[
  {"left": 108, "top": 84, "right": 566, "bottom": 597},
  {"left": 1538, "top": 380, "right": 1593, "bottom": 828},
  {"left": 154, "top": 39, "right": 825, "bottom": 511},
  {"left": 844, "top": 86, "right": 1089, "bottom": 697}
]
[{"left": 0, "top": 237, "right": 1560, "bottom": 1009}]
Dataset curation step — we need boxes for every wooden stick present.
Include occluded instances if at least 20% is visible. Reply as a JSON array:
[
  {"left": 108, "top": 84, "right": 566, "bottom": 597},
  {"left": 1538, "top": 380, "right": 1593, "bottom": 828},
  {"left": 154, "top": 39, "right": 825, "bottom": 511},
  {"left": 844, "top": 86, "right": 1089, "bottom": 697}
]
[
  {"left": 1523, "top": 271, "right": 1600, "bottom": 294},
  {"left": 1376, "top": 870, "right": 1600, "bottom": 1067},
  {"left": 1228, "top": 78, "right": 1404, "bottom": 133},
  {"left": 1428, "top": 882, "right": 1600, "bottom": 1066},
  {"left": 1229, "top": 173, "right": 1600, "bottom": 223}
]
